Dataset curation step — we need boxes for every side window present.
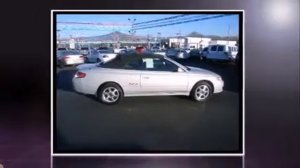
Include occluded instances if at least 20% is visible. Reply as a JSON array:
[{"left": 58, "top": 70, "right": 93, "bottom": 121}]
[
  {"left": 217, "top": 46, "right": 225, "bottom": 51},
  {"left": 162, "top": 60, "right": 179, "bottom": 72},
  {"left": 211, "top": 46, "right": 217, "bottom": 51},
  {"left": 123, "top": 59, "right": 143, "bottom": 70}
]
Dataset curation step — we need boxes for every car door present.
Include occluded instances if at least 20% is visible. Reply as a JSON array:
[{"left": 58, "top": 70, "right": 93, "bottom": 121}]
[
  {"left": 140, "top": 57, "right": 188, "bottom": 94},
  {"left": 118, "top": 57, "right": 143, "bottom": 96},
  {"left": 229, "top": 46, "right": 238, "bottom": 59},
  {"left": 216, "top": 45, "right": 227, "bottom": 60},
  {"left": 207, "top": 45, "right": 218, "bottom": 59},
  {"left": 86, "top": 50, "right": 96, "bottom": 62}
]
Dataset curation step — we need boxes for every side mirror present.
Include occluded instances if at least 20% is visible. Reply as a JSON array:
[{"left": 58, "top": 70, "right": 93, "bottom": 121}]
[{"left": 177, "top": 68, "right": 185, "bottom": 72}]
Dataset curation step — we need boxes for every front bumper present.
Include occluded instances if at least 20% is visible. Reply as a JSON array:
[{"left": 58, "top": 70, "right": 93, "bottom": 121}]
[{"left": 213, "top": 79, "right": 224, "bottom": 93}]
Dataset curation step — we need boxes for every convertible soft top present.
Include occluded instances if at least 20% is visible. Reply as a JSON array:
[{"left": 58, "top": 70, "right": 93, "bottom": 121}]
[{"left": 101, "top": 53, "right": 164, "bottom": 69}]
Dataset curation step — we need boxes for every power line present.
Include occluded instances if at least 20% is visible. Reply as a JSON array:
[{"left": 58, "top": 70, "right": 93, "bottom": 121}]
[
  {"left": 133, "top": 14, "right": 188, "bottom": 25},
  {"left": 58, "top": 21, "right": 130, "bottom": 26},
  {"left": 133, "top": 15, "right": 212, "bottom": 29},
  {"left": 132, "top": 14, "right": 233, "bottom": 31}
]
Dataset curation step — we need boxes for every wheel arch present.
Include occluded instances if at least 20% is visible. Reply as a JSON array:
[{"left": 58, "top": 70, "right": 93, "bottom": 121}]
[
  {"left": 191, "top": 80, "right": 214, "bottom": 94},
  {"left": 96, "top": 81, "right": 124, "bottom": 96}
]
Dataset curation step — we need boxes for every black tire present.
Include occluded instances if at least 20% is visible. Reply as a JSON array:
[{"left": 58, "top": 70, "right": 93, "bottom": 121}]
[
  {"left": 58, "top": 61, "right": 65, "bottom": 68},
  {"left": 85, "top": 57, "right": 89, "bottom": 63},
  {"left": 97, "top": 83, "right": 123, "bottom": 105},
  {"left": 200, "top": 54, "right": 207, "bottom": 62},
  {"left": 96, "top": 58, "right": 101, "bottom": 63},
  {"left": 190, "top": 81, "right": 213, "bottom": 102}
]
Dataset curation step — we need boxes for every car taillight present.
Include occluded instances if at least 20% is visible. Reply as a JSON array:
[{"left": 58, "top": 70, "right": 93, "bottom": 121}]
[{"left": 75, "top": 71, "right": 86, "bottom": 78}]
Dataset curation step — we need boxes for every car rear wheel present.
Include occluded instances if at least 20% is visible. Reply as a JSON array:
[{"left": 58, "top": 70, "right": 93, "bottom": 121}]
[
  {"left": 85, "top": 57, "right": 89, "bottom": 63},
  {"left": 190, "top": 81, "right": 212, "bottom": 102},
  {"left": 98, "top": 83, "right": 123, "bottom": 104},
  {"left": 58, "top": 61, "right": 65, "bottom": 68}
]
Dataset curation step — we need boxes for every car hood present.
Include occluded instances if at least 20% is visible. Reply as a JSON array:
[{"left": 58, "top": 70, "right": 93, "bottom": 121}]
[
  {"left": 186, "top": 66, "right": 220, "bottom": 77},
  {"left": 76, "top": 63, "right": 99, "bottom": 70},
  {"left": 100, "top": 53, "right": 117, "bottom": 56}
]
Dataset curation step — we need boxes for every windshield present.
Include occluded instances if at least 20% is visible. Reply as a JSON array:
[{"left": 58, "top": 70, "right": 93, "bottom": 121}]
[
  {"left": 99, "top": 50, "right": 114, "bottom": 54},
  {"left": 66, "top": 50, "right": 80, "bottom": 55},
  {"left": 184, "top": 66, "right": 191, "bottom": 71}
]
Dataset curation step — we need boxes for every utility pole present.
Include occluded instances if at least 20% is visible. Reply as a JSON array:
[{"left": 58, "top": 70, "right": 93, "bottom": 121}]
[
  {"left": 227, "top": 24, "right": 231, "bottom": 45},
  {"left": 157, "top": 32, "right": 161, "bottom": 48},
  {"left": 147, "top": 34, "right": 150, "bottom": 48},
  {"left": 57, "top": 29, "right": 61, "bottom": 48},
  {"left": 112, "top": 28, "right": 120, "bottom": 48},
  {"left": 128, "top": 18, "right": 136, "bottom": 47},
  {"left": 176, "top": 30, "right": 181, "bottom": 48}
]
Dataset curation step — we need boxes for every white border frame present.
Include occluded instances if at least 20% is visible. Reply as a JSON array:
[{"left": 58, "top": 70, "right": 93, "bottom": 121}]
[{"left": 51, "top": 10, "right": 245, "bottom": 158}]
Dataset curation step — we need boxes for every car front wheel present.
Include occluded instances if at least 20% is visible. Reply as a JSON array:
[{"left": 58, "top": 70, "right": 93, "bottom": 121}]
[
  {"left": 98, "top": 83, "right": 123, "bottom": 104},
  {"left": 190, "top": 81, "right": 212, "bottom": 102}
]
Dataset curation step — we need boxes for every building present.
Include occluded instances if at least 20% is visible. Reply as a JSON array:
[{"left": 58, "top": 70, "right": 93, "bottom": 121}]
[
  {"left": 185, "top": 37, "right": 211, "bottom": 50},
  {"left": 168, "top": 37, "right": 186, "bottom": 48},
  {"left": 210, "top": 40, "right": 237, "bottom": 46},
  {"left": 168, "top": 37, "right": 212, "bottom": 49}
]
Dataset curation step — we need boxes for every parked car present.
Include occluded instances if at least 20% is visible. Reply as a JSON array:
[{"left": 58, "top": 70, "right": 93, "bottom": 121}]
[
  {"left": 153, "top": 50, "right": 166, "bottom": 56},
  {"left": 119, "top": 49, "right": 136, "bottom": 54},
  {"left": 166, "top": 48, "right": 190, "bottom": 59},
  {"left": 73, "top": 53, "right": 224, "bottom": 104},
  {"left": 165, "top": 48, "right": 177, "bottom": 58},
  {"left": 200, "top": 47, "right": 209, "bottom": 60},
  {"left": 235, "top": 51, "right": 240, "bottom": 66},
  {"left": 86, "top": 49, "right": 117, "bottom": 63},
  {"left": 80, "top": 47, "right": 91, "bottom": 56},
  {"left": 57, "top": 47, "right": 67, "bottom": 50},
  {"left": 184, "top": 48, "right": 191, "bottom": 53},
  {"left": 97, "top": 47, "right": 110, "bottom": 51},
  {"left": 113, "top": 48, "right": 125, "bottom": 54},
  {"left": 57, "top": 50, "right": 85, "bottom": 68},
  {"left": 189, "top": 49, "right": 201, "bottom": 57},
  {"left": 200, "top": 45, "right": 238, "bottom": 61}
]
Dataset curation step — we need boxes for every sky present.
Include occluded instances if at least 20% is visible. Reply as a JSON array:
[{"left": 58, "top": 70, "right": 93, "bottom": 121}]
[{"left": 56, "top": 14, "right": 239, "bottom": 38}]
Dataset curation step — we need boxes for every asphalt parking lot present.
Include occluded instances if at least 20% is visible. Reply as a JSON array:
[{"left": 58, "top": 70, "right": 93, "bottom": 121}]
[{"left": 55, "top": 57, "right": 241, "bottom": 153}]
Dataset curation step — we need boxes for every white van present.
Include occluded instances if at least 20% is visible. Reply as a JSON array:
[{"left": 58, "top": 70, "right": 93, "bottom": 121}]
[{"left": 201, "top": 44, "right": 238, "bottom": 61}]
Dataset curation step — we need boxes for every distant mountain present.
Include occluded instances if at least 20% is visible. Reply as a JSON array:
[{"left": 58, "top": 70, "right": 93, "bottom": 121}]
[
  {"left": 61, "top": 31, "right": 238, "bottom": 42},
  {"left": 187, "top": 31, "right": 238, "bottom": 41},
  {"left": 78, "top": 31, "right": 147, "bottom": 41}
]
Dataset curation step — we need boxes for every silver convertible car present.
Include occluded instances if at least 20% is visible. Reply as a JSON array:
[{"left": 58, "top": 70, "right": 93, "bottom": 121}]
[{"left": 73, "top": 53, "right": 224, "bottom": 104}]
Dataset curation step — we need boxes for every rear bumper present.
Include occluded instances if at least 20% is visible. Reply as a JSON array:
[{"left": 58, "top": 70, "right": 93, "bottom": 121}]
[
  {"left": 65, "top": 59, "right": 85, "bottom": 65},
  {"left": 72, "top": 77, "right": 85, "bottom": 93}
]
